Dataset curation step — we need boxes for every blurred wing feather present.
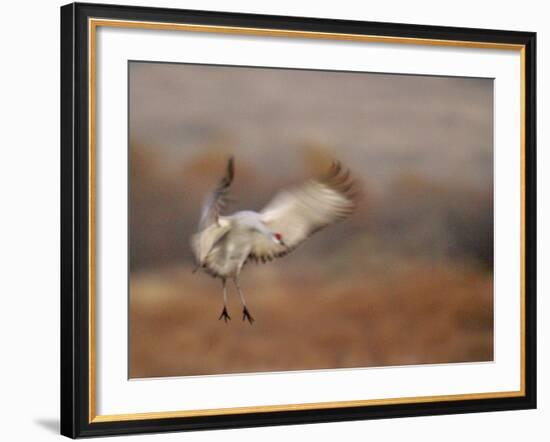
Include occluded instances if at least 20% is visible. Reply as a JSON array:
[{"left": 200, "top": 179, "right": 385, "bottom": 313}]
[
  {"left": 249, "top": 162, "right": 356, "bottom": 262},
  {"left": 198, "top": 157, "right": 234, "bottom": 231},
  {"left": 190, "top": 221, "right": 231, "bottom": 264}
]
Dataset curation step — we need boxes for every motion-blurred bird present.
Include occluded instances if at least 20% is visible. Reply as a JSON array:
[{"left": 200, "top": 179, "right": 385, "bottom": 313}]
[{"left": 191, "top": 157, "right": 357, "bottom": 324}]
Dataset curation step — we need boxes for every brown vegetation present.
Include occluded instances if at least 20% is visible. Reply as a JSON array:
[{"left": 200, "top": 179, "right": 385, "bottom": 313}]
[{"left": 130, "top": 259, "right": 492, "bottom": 378}]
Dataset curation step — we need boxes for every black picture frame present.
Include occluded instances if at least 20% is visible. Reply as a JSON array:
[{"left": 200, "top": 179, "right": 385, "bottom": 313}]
[{"left": 61, "top": 2, "right": 537, "bottom": 438}]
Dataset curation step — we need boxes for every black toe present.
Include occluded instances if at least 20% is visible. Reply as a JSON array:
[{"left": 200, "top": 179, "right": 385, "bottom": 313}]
[
  {"left": 218, "top": 307, "right": 231, "bottom": 323},
  {"left": 242, "top": 307, "right": 255, "bottom": 324}
]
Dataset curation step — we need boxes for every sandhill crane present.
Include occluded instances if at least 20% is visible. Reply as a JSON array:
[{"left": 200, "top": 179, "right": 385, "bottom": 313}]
[{"left": 191, "top": 157, "right": 357, "bottom": 324}]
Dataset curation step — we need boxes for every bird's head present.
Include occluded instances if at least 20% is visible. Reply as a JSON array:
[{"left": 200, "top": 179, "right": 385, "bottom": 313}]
[{"left": 273, "top": 232, "right": 286, "bottom": 247}]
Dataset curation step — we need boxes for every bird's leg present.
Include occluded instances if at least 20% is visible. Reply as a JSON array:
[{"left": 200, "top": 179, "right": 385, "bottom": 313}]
[
  {"left": 233, "top": 277, "right": 254, "bottom": 324},
  {"left": 218, "top": 278, "right": 231, "bottom": 323}
]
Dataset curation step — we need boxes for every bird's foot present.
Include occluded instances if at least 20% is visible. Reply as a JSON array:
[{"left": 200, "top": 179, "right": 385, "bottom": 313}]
[
  {"left": 218, "top": 307, "right": 231, "bottom": 323},
  {"left": 242, "top": 307, "right": 255, "bottom": 324}
]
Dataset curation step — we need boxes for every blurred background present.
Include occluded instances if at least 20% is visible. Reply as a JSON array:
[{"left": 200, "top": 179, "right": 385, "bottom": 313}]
[{"left": 128, "top": 61, "right": 493, "bottom": 378}]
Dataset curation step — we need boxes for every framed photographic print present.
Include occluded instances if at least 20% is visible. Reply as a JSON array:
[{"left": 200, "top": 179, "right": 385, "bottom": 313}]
[{"left": 60, "top": 2, "right": 537, "bottom": 438}]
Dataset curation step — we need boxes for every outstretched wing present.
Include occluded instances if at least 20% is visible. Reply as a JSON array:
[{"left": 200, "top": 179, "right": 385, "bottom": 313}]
[
  {"left": 249, "top": 161, "right": 357, "bottom": 263},
  {"left": 198, "top": 157, "right": 234, "bottom": 231}
]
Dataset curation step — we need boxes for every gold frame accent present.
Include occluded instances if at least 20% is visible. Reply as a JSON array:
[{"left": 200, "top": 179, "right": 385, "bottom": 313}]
[{"left": 88, "top": 18, "right": 527, "bottom": 424}]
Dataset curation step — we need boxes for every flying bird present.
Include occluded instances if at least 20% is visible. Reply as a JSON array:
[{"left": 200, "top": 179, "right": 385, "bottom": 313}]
[{"left": 190, "top": 157, "right": 357, "bottom": 324}]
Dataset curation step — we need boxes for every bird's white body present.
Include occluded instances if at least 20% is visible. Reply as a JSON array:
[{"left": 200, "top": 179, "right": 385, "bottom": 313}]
[
  {"left": 190, "top": 158, "right": 356, "bottom": 323},
  {"left": 193, "top": 212, "right": 262, "bottom": 279}
]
